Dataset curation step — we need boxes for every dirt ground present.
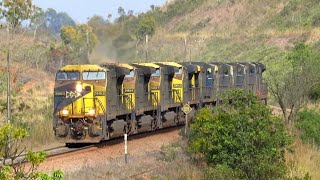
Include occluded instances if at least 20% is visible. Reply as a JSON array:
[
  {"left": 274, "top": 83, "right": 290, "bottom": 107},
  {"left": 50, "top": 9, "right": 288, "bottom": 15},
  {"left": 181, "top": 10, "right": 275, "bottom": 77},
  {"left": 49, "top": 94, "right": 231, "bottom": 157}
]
[{"left": 38, "top": 127, "right": 202, "bottom": 179}]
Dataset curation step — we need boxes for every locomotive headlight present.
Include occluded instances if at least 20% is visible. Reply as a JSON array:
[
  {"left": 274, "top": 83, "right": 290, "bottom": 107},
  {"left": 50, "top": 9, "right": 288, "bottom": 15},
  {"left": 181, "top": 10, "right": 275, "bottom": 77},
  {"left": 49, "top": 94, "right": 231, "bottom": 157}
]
[
  {"left": 76, "top": 84, "right": 82, "bottom": 93},
  {"left": 62, "top": 109, "right": 69, "bottom": 116},
  {"left": 88, "top": 109, "right": 95, "bottom": 116}
]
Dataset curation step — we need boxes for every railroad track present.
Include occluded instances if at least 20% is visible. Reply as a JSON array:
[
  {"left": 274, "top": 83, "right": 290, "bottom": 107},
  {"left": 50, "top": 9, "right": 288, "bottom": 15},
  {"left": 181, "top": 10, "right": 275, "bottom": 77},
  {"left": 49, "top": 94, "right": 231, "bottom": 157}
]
[
  {"left": 0, "top": 144, "right": 94, "bottom": 166},
  {"left": 1, "top": 125, "right": 183, "bottom": 167}
]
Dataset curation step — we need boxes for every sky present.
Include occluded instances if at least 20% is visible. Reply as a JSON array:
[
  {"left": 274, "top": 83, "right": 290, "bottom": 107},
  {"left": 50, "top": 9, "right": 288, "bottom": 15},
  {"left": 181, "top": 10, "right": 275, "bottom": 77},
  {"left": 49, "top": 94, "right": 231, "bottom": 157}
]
[{"left": 34, "top": 0, "right": 167, "bottom": 23}]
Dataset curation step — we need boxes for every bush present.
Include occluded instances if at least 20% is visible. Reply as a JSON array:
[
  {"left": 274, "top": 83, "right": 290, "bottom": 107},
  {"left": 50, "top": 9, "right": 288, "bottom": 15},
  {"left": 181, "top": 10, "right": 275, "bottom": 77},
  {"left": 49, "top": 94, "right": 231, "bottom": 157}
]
[
  {"left": 0, "top": 123, "right": 64, "bottom": 179},
  {"left": 188, "top": 90, "right": 292, "bottom": 180},
  {"left": 296, "top": 109, "right": 320, "bottom": 147},
  {"left": 308, "top": 83, "right": 320, "bottom": 101}
]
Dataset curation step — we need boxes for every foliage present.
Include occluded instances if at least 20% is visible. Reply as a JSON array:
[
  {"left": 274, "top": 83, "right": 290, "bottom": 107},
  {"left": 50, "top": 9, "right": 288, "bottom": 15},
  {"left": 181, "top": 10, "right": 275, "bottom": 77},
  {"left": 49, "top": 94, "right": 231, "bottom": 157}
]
[
  {"left": 60, "top": 24, "right": 98, "bottom": 63},
  {"left": 267, "top": 43, "right": 320, "bottom": 124},
  {"left": 308, "top": 83, "right": 320, "bottom": 101},
  {"left": 204, "top": 165, "right": 244, "bottom": 180},
  {"left": 42, "top": 8, "right": 75, "bottom": 34},
  {"left": 88, "top": 15, "right": 109, "bottom": 42},
  {"left": 136, "top": 15, "right": 156, "bottom": 41},
  {"left": 269, "top": 0, "right": 320, "bottom": 29},
  {"left": 0, "top": 123, "right": 28, "bottom": 158},
  {"left": 188, "top": 90, "right": 292, "bottom": 180},
  {"left": 0, "top": 0, "right": 41, "bottom": 29},
  {"left": 0, "top": 124, "right": 63, "bottom": 179},
  {"left": 155, "top": 0, "right": 207, "bottom": 25},
  {"left": 112, "top": 33, "right": 134, "bottom": 48},
  {"left": 296, "top": 109, "right": 320, "bottom": 147}
]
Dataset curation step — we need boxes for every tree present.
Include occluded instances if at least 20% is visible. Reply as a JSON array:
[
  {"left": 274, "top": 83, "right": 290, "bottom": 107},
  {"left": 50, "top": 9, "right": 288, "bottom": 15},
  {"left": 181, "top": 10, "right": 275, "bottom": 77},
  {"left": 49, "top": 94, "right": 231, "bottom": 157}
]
[
  {"left": 117, "top": 6, "right": 126, "bottom": 17},
  {"left": 107, "top": 13, "right": 112, "bottom": 23},
  {"left": 0, "top": 0, "right": 41, "bottom": 126},
  {"left": 135, "top": 15, "right": 156, "bottom": 41},
  {"left": 43, "top": 8, "right": 75, "bottom": 34},
  {"left": 127, "top": 10, "right": 134, "bottom": 16},
  {"left": 88, "top": 15, "right": 108, "bottom": 41},
  {"left": 188, "top": 90, "right": 292, "bottom": 180},
  {"left": 30, "top": 9, "right": 46, "bottom": 40},
  {"left": 0, "top": 0, "right": 41, "bottom": 29},
  {"left": 0, "top": 124, "right": 64, "bottom": 179},
  {"left": 117, "top": 6, "right": 126, "bottom": 28},
  {"left": 150, "top": 5, "right": 155, "bottom": 11},
  {"left": 60, "top": 24, "right": 98, "bottom": 63},
  {"left": 267, "top": 43, "right": 320, "bottom": 125}
]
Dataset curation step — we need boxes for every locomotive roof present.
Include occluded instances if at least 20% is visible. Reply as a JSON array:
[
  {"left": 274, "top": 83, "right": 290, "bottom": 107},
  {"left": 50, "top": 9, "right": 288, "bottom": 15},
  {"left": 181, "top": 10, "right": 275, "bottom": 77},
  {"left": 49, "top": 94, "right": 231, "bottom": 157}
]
[
  {"left": 135, "top": 63, "right": 160, "bottom": 69},
  {"left": 59, "top": 65, "right": 106, "bottom": 72},
  {"left": 157, "top": 62, "right": 182, "bottom": 68},
  {"left": 180, "top": 62, "right": 200, "bottom": 73},
  {"left": 130, "top": 64, "right": 156, "bottom": 76},
  {"left": 116, "top": 63, "right": 134, "bottom": 70},
  {"left": 100, "top": 63, "right": 130, "bottom": 77}
]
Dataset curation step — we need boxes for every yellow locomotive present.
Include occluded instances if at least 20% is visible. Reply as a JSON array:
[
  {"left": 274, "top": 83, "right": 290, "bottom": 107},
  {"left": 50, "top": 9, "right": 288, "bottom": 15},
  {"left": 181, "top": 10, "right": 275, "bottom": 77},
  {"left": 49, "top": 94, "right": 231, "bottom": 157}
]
[{"left": 53, "top": 62, "right": 267, "bottom": 144}]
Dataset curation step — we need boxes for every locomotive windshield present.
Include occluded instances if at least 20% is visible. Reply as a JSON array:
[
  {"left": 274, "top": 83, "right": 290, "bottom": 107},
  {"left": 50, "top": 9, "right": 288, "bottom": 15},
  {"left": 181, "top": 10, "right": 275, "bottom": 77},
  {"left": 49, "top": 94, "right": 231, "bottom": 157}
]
[
  {"left": 151, "top": 69, "right": 160, "bottom": 77},
  {"left": 249, "top": 66, "right": 256, "bottom": 75},
  {"left": 82, "top": 71, "right": 106, "bottom": 80},
  {"left": 56, "top": 71, "right": 80, "bottom": 80},
  {"left": 175, "top": 67, "right": 183, "bottom": 75},
  {"left": 237, "top": 66, "right": 244, "bottom": 76},
  {"left": 125, "top": 70, "right": 135, "bottom": 78}
]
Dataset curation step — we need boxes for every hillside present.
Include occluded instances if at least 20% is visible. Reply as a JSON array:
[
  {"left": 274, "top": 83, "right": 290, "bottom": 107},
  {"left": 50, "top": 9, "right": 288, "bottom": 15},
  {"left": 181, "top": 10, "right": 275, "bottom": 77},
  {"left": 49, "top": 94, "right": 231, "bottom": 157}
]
[{"left": 113, "top": 0, "right": 320, "bottom": 66}]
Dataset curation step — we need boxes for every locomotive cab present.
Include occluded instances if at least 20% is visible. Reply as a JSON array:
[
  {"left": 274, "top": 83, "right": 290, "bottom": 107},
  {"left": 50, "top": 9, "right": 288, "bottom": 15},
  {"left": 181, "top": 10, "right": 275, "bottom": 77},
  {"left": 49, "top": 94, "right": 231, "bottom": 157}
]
[
  {"left": 181, "top": 63, "right": 201, "bottom": 105},
  {"left": 211, "top": 63, "right": 234, "bottom": 94},
  {"left": 192, "top": 62, "right": 217, "bottom": 104},
  {"left": 54, "top": 65, "right": 108, "bottom": 143},
  {"left": 230, "top": 62, "right": 247, "bottom": 89},
  {"left": 156, "top": 62, "right": 186, "bottom": 104}
]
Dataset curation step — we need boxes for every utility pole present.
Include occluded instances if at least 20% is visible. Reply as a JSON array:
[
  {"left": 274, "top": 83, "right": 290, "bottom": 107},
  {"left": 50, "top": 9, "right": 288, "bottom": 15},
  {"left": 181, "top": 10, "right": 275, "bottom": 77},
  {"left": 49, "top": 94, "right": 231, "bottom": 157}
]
[
  {"left": 145, "top": 34, "right": 149, "bottom": 62},
  {"left": 6, "top": 23, "right": 11, "bottom": 124},
  {"left": 135, "top": 39, "right": 140, "bottom": 62},
  {"left": 86, "top": 17, "right": 90, "bottom": 64},
  {"left": 184, "top": 36, "right": 187, "bottom": 62},
  {"left": 189, "top": 48, "right": 192, "bottom": 64}
]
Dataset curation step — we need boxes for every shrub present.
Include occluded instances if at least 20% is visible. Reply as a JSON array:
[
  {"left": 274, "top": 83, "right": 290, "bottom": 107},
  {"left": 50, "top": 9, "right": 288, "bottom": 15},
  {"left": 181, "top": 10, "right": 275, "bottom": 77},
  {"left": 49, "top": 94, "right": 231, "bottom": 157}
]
[
  {"left": 296, "top": 109, "right": 320, "bottom": 147},
  {"left": 188, "top": 90, "right": 292, "bottom": 180},
  {"left": 0, "top": 123, "right": 64, "bottom": 179}
]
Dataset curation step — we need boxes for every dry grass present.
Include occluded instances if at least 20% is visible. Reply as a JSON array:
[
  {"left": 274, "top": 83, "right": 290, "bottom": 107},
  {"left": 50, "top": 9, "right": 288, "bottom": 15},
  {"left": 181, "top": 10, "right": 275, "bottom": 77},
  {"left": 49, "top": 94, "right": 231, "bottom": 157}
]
[
  {"left": 286, "top": 138, "right": 320, "bottom": 179},
  {"left": 0, "top": 61, "right": 57, "bottom": 150},
  {"left": 65, "top": 141, "right": 204, "bottom": 180}
]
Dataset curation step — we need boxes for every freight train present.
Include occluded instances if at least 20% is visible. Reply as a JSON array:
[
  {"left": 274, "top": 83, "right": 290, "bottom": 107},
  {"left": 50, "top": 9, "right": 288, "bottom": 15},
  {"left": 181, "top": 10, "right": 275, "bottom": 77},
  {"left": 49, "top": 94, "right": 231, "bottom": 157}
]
[{"left": 53, "top": 62, "right": 267, "bottom": 145}]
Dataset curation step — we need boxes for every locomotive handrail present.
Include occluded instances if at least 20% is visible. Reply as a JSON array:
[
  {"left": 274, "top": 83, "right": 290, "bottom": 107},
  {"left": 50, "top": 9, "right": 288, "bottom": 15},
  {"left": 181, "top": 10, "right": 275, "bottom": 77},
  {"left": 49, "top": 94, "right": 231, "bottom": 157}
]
[
  {"left": 94, "top": 98, "right": 106, "bottom": 114},
  {"left": 170, "top": 89, "right": 182, "bottom": 103},
  {"left": 118, "top": 94, "right": 134, "bottom": 110},
  {"left": 82, "top": 97, "right": 106, "bottom": 115},
  {"left": 146, "top": 91, "right": 159, "bottom": 106},
  {"left": 188, "top": 87, "right": 200, "bottom": 101}
]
